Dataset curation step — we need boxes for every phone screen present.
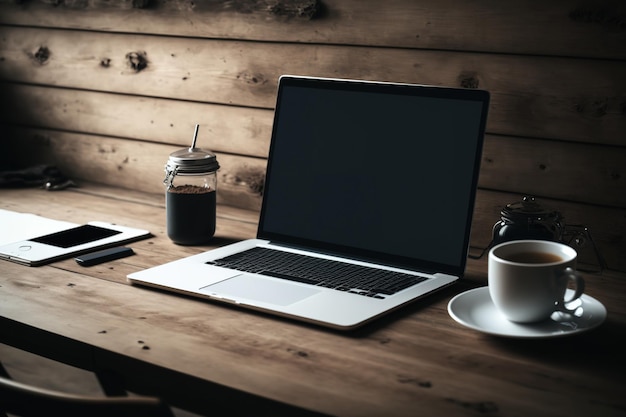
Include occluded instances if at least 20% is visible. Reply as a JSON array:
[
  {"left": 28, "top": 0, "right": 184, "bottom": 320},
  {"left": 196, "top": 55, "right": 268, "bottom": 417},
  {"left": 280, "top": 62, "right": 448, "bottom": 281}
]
[{"left": 31, "top": 225, "right": 121, "bottom": 248}]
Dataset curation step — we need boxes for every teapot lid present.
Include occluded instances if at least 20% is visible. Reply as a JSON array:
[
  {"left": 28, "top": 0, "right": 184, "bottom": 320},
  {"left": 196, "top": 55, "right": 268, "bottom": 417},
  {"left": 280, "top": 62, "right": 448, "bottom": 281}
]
[{"left": 501, "top": 196, "right": 560, "bottom": 221}]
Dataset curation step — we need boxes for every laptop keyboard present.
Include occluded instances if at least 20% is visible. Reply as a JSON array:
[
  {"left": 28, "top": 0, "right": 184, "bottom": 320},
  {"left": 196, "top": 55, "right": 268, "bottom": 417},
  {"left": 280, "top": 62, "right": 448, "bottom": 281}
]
[{"left": 207, "top": 247, "right": 428, "bottom": 299}]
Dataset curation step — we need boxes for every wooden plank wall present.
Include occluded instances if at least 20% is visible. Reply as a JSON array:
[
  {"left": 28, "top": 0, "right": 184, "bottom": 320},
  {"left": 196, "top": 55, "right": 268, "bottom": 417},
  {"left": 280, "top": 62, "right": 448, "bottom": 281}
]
[{"left": 0, "top": 0, "right": 625, "bottom": 272}]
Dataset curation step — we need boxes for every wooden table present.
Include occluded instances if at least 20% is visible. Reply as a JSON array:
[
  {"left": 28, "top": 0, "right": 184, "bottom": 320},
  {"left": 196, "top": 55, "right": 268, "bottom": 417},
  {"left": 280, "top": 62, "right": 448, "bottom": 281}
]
[{"left": 1, "top": 185, "right": 625, "bottom": 417}]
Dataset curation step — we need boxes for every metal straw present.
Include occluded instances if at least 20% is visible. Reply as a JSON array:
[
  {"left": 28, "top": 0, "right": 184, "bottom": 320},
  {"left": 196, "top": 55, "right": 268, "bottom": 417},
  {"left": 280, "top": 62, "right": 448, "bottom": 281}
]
[{"left": 189, "top": 124, "right": 199, "bottom": 151}]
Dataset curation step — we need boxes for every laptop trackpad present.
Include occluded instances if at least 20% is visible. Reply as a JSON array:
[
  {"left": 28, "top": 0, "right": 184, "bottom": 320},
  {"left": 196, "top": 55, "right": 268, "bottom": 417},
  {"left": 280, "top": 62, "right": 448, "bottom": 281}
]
[{"left": 199, "top": 274, "right": 320, "bottom": 306}]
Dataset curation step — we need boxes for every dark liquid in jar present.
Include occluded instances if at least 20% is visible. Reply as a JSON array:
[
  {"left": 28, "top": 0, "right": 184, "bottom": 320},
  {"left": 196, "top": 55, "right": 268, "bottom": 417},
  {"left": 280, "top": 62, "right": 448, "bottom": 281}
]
[{"left": 166, "top": 185, "right": 216, "bottom": 245}]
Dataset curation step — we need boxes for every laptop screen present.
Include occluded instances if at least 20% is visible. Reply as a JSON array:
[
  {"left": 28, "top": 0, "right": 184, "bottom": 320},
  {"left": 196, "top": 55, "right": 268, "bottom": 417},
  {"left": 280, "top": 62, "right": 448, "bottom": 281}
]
[{"left": 258, "top": 76, "right": 490, "bottom": 276}]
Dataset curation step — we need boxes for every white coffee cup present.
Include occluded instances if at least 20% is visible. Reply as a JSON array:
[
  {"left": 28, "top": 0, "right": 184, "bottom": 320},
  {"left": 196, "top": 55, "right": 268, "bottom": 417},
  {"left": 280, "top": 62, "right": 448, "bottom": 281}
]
[{"left": 488, "top": 240, "right": 585, "bottom": 323}]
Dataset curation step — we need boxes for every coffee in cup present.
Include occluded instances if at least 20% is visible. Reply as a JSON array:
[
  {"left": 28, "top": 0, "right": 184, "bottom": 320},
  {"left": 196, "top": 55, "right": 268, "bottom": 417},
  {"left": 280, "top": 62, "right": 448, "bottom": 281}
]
[{"left": 488, "top": 240, "right": 585, "bottom": 323}]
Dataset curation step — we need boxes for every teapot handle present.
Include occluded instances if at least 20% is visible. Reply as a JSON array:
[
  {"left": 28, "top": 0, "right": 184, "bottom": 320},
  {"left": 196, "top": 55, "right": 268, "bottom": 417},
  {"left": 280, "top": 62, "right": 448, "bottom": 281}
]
[{"left": 562, "top": 224, "right": 607, "bottom": 272}]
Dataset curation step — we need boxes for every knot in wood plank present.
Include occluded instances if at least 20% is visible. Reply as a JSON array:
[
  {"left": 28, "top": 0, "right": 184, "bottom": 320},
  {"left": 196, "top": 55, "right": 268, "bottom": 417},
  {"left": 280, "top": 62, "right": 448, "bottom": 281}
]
[
  {"left": 268, "top": 0, "right": 321, "bottom": 19},
  {"left": 132, "top": 0, "right": 151, "bottom": 8},
  {"left": 31, "top": 46, "right": 51, "bottom": 65},
  {"left": 569, "top": 4, "right": 626, "bottom": 31},
  {"left": 126, "top": 51, "right": 148, "bottom": 72},
  {"left": 458, "top": 71, "right": 479, "bottom": 89},
  {"left": 445, "top": 398, "right": 499, "bottom": 413}
]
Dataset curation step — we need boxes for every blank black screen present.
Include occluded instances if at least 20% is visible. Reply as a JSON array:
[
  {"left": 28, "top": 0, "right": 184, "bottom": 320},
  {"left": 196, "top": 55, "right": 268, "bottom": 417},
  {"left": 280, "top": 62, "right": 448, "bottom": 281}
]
[
  {"left": 31, "top": 225, "right": 121, "bottom": 248},
  {"left": 259, "top": 78, "right": 488, "bottom": 274}
]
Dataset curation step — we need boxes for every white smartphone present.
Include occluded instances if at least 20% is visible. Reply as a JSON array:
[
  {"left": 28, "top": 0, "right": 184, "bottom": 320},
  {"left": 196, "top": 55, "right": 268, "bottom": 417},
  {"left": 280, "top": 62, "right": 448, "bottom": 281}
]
[{"left": 0, "top": 221, "right": 150, "bottom": 266}]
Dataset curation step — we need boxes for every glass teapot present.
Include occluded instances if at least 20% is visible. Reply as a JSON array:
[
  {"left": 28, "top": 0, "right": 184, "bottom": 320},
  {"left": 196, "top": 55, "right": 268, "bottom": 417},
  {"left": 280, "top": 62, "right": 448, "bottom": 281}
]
[
  {"left": 475, "top": 196, "right": 605, "bottom": 272},
  {"left": 492, "top": 196, "right": 563, "bottom": 244}
]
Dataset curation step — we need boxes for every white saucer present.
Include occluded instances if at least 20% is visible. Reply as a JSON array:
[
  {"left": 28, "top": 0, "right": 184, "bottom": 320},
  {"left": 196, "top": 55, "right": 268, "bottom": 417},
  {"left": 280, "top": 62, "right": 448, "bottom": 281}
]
[{"left": 447, "top": 287, "right": 607, "bottom": 339}]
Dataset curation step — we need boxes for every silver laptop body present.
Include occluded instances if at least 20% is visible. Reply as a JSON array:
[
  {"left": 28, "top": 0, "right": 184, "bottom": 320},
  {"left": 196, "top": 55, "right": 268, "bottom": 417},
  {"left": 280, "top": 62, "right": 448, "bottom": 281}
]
[{"left": 128, "top": 75, "right": 490, "bottom": 330}]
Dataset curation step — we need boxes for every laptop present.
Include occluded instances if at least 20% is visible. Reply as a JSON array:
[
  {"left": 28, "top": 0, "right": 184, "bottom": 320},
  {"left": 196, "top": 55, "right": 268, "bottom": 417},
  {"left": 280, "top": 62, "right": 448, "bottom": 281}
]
[{"left": 128, "top": 75, "right": 490, "bottom": 330}]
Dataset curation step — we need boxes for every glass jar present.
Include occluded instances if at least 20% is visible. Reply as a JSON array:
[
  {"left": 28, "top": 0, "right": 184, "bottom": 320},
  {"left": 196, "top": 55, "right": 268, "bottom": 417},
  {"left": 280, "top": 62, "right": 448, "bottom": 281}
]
[
  {"left": 164, "top": 146, "right": 219, "bottom": 245},
  {"left": 492, "top": 196, "right": 563, "bottom": 245}
]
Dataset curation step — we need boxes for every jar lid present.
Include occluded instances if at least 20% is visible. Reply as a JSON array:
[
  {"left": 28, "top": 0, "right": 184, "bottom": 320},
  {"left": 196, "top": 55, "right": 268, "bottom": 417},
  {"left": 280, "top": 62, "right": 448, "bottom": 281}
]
[
  {"left": 166, "top": 147, "right": 220, "bottom": 174},
  {"left": 501, "top": 196, "right": 560, "bottom": 222}
]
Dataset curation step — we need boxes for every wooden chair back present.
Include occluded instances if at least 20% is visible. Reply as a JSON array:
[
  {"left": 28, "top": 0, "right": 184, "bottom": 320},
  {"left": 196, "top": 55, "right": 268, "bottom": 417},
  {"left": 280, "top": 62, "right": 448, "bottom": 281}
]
[{"left": 0, "top": 376, "right": 175, "bottom": 417}]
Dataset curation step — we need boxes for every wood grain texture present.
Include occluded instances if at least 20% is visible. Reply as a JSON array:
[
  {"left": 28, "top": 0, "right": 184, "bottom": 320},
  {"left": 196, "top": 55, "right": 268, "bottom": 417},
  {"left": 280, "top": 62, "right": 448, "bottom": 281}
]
[
  {"left": 1, "top": 0, "right": 624, "bottom": 59},
  {"left": 1, "top": 28, "right": 625, "bottom": 145},
  {"left": 3, "top": 127, "right": 267, "bottom": 210},
  {"left": 479, "top": 135, "right": 626, "bottom": 207},
  {"left": 0, "top": 83, "right": 273, "bottom": 158}
]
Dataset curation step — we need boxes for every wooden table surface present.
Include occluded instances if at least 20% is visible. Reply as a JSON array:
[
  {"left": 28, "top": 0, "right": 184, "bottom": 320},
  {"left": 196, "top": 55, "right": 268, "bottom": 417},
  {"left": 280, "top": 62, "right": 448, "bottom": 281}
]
[{"left": 1, "top": 185, "right": 625, "bottom": 417}]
